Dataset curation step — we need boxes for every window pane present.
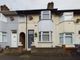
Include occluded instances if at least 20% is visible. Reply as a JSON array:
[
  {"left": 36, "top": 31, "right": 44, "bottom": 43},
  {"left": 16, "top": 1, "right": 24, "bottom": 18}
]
[
  {"left": 0, "top": 32, "right": 2, "bottom": 42},
  {"left": 60, "top": 33, "right": 64, "bottom": 37},
  {"left": 59, "top": 33, "right": 64, "bottom": 44},
  {"left": 65, "top": 33, "right": 72, "bottom": 44},
  {"left": 43, "top": 35, "right": 49, "bottom": 41},
  {"left": 42, "top": 14, "right": 50, "bottom": 19},
  {"left": 42, "top": 11, "right": 50, "bottom": 14},
  {"left": 64, "top": 15, "right": 73, "bottom": 20},
  {"left": 65, "top": 33, "right": 72, "bottom": 35},
  {"left": 60, "top": 37, "right": 63, "bottom": 44},
  {"left": 65, "top": 36, "right": 72, "bottom": 44},
  {"left": 2, "top": 35, "right": 6, "bottom": 42},
  {"left": 2, "top": 32, "right": 7, "bottom": 42},
  {"left": 63, "top": 12, "right": 73, "bottom": 21},
  {"left": 43, "top": 32, "right": 49, "bottom": 35},
  {"left": 41, "top": 11, "right": 51, "bottom": 20},
  {"left": 42, "top": 32, "right": 49, "bottom": 41}
]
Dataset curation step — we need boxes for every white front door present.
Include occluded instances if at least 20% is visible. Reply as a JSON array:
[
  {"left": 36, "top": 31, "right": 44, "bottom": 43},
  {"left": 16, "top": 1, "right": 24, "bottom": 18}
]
[{"left": 11, "top": 31, "right": 18, "bottom": 47}]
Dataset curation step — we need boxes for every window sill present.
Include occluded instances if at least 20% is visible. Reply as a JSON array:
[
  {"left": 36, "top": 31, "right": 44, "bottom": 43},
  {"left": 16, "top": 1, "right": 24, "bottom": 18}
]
[{"left": 38, "top": 41, "right": 53, "bottom": 43}]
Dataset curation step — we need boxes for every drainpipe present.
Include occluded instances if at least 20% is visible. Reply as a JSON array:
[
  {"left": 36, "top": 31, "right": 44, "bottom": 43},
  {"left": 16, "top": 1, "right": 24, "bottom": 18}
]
[{"left": 25, "top": 15, "right": 27, "bottom": 50}]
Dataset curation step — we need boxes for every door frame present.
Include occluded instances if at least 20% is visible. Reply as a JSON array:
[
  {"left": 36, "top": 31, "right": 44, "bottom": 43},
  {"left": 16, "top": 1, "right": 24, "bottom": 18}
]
[
  {"left": 27, "top": 29, "right": 34, "bottom": 50},
  {"left": 11, "top": 30, "right": 18, "bottom": 48},
  {"left": 20, "top": 32, "right": 25, "bottom": 48}
]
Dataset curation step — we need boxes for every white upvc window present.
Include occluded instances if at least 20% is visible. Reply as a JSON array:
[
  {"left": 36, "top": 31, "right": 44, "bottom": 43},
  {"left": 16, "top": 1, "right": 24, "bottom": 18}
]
[
  {"left": 62, "top": 12, "right": 73, "bottom": 21},
  {"left": 2, "top": 32, "right": 7, "bottom": 42},
  {"left": 39, "top": 31, "right": 52, "bottom": 42},
  {"left": 0, "top": 32, "right": 7, "bottom": 42},
  {"left": 41, "top": 11, "right": 51, "bottom": 20},
  {"left": 60, "top": 33, "right": 73, "bottom": 44},
  {"left": 0, "top": 32, "right": 2, "bottom": 42}
]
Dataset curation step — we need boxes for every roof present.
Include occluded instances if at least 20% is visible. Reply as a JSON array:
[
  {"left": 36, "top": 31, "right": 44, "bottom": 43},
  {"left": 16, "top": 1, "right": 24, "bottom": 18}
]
[
  {"left": 58, "top": 9, "right": 80, "bottom": 14},
  {"left": 1, "top": 9, "right": 80, "bottom": 16},
  {"left": 0, "top": 11, "right": 17, "bottom": 16},
  {"left": 16, "top": 9, "right": 58, "bottom": 15},
  {"left": 59, "top": 9, "right": 80, "bottom": 12}
]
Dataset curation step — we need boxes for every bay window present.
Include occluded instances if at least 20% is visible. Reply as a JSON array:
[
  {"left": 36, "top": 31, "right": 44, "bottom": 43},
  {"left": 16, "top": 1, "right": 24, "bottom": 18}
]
[
  {"left": 60, "top": 33, "right": 73, "bottom": 44},
  {"left": 39, "top": 31, "right": 52, "bottom": 42}
]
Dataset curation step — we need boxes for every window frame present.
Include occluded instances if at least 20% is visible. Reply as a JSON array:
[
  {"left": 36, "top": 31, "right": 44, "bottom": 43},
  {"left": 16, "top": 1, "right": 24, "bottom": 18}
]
[
  {"left": 39, "top": 31, "right": 52, "bottom": 42},
  {"left": 59, "top": 33, "right": 73, "bottom": 44},
  {"left": 61, "top": 12, "right": 73, "bottom": 21},
  {"left": 2, "top": 32, "right": 7, "bottom": 42},
  {"left": 0, "top": 32, "right": 2, "bottom": 42},
  {"left": 41, "top": 11, "right": 51, "bottom": 20},
  {"left": 42, "top": 32, "right": 49, "bottom": 41},
  {"left": 0, "top": 32, "right": 7, "bottom": 42}
]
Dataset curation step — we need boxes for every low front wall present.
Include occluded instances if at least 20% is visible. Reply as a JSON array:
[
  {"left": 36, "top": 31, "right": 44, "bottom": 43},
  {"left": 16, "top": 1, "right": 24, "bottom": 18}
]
[
  {"left": 36, "top": 42, "right": 54, "bottom": 48},
  {"left": 31, "top": 45, "right": 78, "bottom": 56}
]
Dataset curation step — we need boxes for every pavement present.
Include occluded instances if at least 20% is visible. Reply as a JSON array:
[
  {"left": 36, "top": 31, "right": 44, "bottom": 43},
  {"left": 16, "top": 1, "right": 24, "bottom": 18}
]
[
  {"left": 0, "top": 55, "right": 80, "bottom": 60},
  {"left": 29, "top": 55, "right": 80, "bottom": 60},
  {"left": 0, "top": 56, "right": 23, "bottom": 60}
]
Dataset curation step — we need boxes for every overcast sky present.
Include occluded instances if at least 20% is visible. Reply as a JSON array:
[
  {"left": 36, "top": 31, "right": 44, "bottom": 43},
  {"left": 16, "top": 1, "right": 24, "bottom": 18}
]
[{"left": 0, "top": 0, "right": 80, "bottom": 10}]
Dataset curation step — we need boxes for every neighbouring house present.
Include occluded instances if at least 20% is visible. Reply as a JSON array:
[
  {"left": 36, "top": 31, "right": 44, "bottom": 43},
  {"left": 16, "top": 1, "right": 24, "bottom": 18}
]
[
  {"left": 0, "top": 2, "right": 80, "bottom": 51},
  {"left": 0, "top": 5, "right": 18, "bottom": 48}
]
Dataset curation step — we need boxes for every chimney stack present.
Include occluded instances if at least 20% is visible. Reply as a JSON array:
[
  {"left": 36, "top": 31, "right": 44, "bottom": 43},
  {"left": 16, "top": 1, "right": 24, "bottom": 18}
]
[
  {"left": 0, "top": 5, "right": 9, "bottom": 11},
  {"left": 47, "top": 2, "right": 54, "bottom": 9}
]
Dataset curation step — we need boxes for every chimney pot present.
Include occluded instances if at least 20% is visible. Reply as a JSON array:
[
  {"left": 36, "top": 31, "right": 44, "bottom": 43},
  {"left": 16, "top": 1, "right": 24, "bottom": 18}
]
[{"left": 0, "top": 5, "right": 9, "bottom": 11}]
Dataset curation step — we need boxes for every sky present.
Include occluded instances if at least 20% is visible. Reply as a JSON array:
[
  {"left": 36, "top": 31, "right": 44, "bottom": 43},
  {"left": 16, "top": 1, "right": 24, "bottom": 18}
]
[{"left": 0, "top": 0, "right": 80, "bottom": 10}]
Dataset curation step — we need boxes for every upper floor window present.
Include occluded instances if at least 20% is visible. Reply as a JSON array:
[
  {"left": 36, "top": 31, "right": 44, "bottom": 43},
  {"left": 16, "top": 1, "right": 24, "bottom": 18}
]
[
  {"left": 62, "top": 12, "right": 73, "bottom": 21},
  {"left": 41, "top": 11, "right": 51, "bottom": 20}
]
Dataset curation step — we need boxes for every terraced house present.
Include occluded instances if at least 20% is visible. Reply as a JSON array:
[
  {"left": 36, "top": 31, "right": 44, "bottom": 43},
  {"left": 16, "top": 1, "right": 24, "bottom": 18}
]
[{"left": 0, "top": 2, "right": 80, "bottom": 52}]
